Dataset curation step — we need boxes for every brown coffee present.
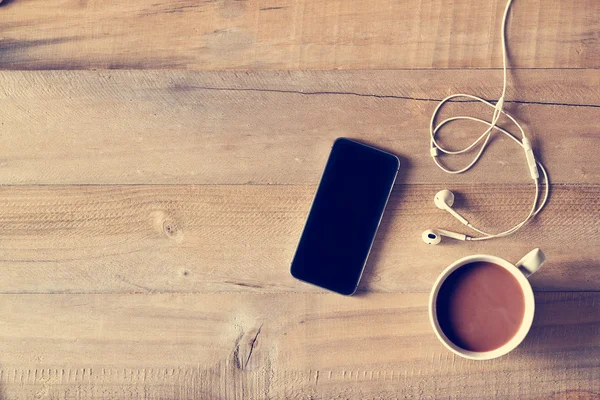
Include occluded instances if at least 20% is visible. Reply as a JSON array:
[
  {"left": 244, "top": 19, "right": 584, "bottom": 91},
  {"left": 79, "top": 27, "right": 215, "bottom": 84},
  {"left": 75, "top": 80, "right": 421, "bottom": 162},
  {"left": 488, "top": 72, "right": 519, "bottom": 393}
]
[{"left": 436, "top": 261, "right": 525, "bottom": 352}]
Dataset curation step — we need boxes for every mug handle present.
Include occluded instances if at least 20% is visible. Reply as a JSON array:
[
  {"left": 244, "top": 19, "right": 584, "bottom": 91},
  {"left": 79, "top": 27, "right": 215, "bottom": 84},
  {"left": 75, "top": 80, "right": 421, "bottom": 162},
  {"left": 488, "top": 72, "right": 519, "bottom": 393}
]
[{"left": 515, "top": 248, "right": 547, "bottom": 277}]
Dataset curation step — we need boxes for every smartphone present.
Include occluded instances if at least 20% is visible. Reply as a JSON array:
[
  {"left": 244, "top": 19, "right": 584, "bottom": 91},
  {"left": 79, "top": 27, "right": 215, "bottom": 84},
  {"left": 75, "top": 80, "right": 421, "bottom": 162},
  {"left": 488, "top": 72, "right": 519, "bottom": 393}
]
[{"left": 290, "top": 138, "right": 400, "bottom": 295}]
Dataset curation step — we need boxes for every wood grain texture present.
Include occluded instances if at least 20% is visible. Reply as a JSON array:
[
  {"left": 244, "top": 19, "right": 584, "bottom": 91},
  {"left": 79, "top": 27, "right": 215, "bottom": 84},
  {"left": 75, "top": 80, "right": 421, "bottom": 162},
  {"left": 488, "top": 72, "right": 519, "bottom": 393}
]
[
  {"left": 0, "top": 292, "right": 598, "bottom": 399},
  {"left": 1, "top": 184, "right": 598, "bottom": 294},
  {"left": 2, "top": 1, "right": 600, "bottom": 396},
  {"left": 0, "top": 0, "right": 599, "bottom": 70},
  {"left": 0, "top": 70, "right": 599, "bottom": 185}
]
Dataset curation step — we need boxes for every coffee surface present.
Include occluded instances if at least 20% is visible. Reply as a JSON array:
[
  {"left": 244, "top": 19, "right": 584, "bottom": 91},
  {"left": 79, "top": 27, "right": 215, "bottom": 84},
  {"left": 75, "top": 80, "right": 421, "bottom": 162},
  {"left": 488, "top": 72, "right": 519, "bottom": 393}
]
[{"left": 436, "top": 261, "right": 525, "bottom": 352}]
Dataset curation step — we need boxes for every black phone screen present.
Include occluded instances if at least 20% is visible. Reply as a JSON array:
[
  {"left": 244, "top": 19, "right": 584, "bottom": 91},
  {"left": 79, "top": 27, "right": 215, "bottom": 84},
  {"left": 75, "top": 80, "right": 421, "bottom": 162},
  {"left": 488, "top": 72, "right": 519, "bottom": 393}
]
[{"left": 290, "top": 138, "right": 399, "bottom": 295}]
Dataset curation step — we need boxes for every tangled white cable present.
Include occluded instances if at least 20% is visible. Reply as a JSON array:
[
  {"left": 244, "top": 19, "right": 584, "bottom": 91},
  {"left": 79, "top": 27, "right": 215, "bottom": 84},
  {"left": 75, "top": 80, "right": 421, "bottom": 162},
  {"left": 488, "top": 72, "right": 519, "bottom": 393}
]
[{"left": 425, "top": 0, "right": 549, "bottom": 243}]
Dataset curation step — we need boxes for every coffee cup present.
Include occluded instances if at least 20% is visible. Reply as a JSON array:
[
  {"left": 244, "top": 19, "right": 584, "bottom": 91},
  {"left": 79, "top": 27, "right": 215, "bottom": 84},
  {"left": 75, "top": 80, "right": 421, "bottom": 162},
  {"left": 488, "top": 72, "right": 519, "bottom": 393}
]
[{"left": 429, "top": 248, "right": 546, "bottom": 360}]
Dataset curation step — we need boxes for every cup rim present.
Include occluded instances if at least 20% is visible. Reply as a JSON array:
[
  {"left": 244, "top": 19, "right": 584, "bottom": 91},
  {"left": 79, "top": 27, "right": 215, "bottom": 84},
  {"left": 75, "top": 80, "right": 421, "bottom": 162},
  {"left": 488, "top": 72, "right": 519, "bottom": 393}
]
[{"left": 429, "top": 254, "right": 535, "bottom": 360}]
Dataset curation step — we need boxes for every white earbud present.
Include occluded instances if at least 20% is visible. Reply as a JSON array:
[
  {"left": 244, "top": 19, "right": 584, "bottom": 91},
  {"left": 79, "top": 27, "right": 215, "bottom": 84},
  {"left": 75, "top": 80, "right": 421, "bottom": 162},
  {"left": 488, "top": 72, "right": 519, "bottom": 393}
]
[
  {"left": 433, "top": 190, "right": 469, "bottom": 226},
  {"left": 422, "top": 229, "right": 468, "bottom": 245}
]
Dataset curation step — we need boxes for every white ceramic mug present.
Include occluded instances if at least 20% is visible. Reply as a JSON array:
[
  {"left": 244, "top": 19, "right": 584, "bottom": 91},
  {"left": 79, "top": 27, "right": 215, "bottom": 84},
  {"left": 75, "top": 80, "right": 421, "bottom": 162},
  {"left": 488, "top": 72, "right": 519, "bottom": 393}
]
[{"left": 429, "top": 248, "right": 546, "bottom": 360}]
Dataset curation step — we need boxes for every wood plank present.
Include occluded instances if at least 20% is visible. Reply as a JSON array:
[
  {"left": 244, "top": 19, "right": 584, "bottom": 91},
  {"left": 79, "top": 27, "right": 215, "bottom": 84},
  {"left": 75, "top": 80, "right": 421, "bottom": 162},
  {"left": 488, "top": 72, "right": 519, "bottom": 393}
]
[
  {"left": 0, "top": 292, "right": 597, "bottom": 399},
  {"left": 1, "top": 0, "right": 598, "bottom": 70},
  {"left": 0, "top": 70, "right": 599, "bottom": 185},
  {"left": 1, "top": 184, "right": 598, "bottom": 293}
]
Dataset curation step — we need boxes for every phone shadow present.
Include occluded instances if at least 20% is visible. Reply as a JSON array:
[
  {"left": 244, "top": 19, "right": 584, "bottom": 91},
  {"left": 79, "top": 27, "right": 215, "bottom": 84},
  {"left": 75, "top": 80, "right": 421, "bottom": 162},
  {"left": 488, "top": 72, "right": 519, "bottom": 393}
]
[
  {"left": 0, "top": 363, "right": 5, "bottom": 400},
  {"left": 354, "top": 155, "right": 411, "bottom": 296}
]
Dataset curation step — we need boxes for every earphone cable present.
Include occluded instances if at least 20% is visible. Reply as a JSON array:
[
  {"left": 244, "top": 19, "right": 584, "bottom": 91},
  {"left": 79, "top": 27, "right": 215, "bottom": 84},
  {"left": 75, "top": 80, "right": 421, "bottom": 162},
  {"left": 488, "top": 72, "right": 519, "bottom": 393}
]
[{"left": 428, "top": 0, "right": 549, "bottom": 241}]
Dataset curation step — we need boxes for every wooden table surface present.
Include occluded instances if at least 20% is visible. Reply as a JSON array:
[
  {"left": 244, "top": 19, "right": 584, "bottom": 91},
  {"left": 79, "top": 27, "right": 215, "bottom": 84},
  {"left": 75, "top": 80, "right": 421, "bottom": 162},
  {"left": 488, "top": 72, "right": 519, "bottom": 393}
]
[{"left": 1, "top": 0, "right": 599, "bottom": 399}]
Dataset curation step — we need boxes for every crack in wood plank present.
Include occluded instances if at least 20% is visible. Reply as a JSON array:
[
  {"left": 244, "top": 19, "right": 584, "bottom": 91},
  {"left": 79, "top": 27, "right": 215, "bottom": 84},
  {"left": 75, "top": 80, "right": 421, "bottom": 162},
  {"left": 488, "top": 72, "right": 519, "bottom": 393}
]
[
  {"left": 164, "top": 84, "right": 600, "bottom": 109},
  {"left": 245, "top": 324, "right": 263, "bottom": 369}
]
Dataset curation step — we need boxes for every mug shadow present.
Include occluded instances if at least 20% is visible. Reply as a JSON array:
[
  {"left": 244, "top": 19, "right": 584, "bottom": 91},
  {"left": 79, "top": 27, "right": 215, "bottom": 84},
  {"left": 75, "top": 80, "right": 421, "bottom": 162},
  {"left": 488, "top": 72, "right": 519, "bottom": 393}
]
[
  {"left": 518, "top": 291, "right": 600, "bottom": 360},
  {"left": 354, "top": 155, "right": 411, "bottom": 296}
]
